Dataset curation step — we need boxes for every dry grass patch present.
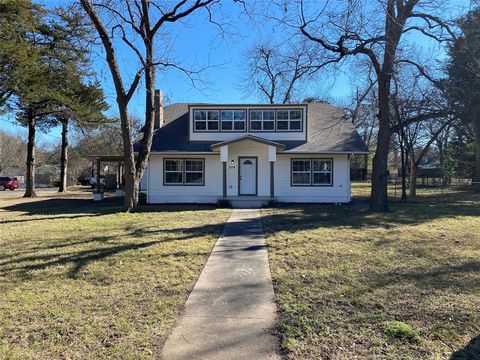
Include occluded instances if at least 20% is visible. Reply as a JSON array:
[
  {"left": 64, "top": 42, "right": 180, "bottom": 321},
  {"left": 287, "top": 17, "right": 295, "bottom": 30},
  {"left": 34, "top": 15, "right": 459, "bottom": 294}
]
[
  {"left": 262, "top": 183, "right": 480, "bottom": 359},
  {"left": 0, "top": 192, "right": 230, "bottom": 359}
]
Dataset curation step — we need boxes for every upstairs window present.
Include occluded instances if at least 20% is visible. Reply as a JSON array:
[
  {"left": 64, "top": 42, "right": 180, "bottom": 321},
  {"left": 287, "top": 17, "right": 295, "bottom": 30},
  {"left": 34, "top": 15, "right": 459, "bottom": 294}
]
[
  {"left": 291, "top": 158, "right": 332, "bottom": 186},
  {"left": 221, "top": 110, "right": 246, "bottom": 131},
  {"left": 194, "top": 110, "right": 219, "bottom": 131},
  {"left": 192, "top": 107, "right": 305, "bottom": 132},
  {"left": 277, "top": 109, "right": 303, "bottom": 131},
  {"left": 250, "top": 110, "right": 275, "bottom": 131}
]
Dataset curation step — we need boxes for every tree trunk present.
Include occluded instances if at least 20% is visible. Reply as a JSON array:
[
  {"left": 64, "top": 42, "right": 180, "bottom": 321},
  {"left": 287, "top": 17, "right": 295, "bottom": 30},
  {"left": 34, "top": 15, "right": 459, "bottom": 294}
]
[
  {"left": 399, "top": 134, "right": 407, "bottom": 202},
  {"left": 409, "top": 160, "right": 417, "bottom": 197},
  {"left": 58, "top": 120, "right": 68, "bottom": 192},
  {"left": 121, "top": 102, "right": 136, "bottom": 212},
  {"left": 473, "top": 120, "right": 480, "bottom": 192},
  {"left": 131, "top": 35, "right": 157, "bottom": 211},
  {"left": 370, "top": 80, "right": 391, "bottom": 211},
  {"left": 23, "top": 108, "right": 36, "bottom": 198},
  {"left": 363, "top": 154, "right": 368, "bottom": 181}
]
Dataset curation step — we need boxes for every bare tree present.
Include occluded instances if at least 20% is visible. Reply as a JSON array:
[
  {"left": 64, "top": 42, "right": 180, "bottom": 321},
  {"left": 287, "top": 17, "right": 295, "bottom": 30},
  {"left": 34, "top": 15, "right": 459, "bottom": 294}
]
[
  {"left": 80, "top": 0, "right": 223, "bottom": 212},
  {"left": 277, "top": 0, "right": 456, "bottom": 210},
  {"left": 345, "top": 70, "right": 378, "bottom": 180},
  {"left": 0, "top": 130, "right": 26, "bottom": 175},
  {"left": 241, "top": 39, "right": 330, "bottom": 103},
  {"left": 402, "top": 120, "right": 451, "bottom": 196},
  {"left": 390, "top": 72, "right": 453, "bottom": 197}
]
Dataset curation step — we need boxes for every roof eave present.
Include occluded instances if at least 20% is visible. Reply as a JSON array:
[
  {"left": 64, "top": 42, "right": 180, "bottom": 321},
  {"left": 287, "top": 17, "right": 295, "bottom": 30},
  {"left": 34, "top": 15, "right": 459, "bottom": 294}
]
[
  {"left": 210, "top": 135, "right": 286, "bottom": 150},
  {"left": 279, "top": 150, "right": 370, "bottom": 155}
]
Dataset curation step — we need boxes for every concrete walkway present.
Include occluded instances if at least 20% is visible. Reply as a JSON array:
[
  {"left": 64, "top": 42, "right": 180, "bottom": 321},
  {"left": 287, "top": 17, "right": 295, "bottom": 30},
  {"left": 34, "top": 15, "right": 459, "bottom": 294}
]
[{"left": 161, "top": 209, "right": 280, "bottom": 360}]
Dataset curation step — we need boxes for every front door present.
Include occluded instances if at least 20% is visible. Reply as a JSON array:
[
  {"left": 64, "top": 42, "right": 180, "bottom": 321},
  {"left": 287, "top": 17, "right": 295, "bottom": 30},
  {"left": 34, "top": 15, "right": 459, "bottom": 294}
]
[{"left": 239, "top": 157, "right": 257, "bottom": 195}]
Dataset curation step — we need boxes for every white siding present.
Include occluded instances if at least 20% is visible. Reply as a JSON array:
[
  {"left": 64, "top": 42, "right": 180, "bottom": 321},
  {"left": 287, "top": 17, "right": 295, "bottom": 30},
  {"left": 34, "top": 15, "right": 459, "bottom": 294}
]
[
  {"left": 147, "top": 154, "right": 222, "bottom": 203},
  {"left": 274, "top": 154, "right": 351, "bottom": 203},
  {"left": 146, "top": 149, "right": 352, "bottom": 204}
]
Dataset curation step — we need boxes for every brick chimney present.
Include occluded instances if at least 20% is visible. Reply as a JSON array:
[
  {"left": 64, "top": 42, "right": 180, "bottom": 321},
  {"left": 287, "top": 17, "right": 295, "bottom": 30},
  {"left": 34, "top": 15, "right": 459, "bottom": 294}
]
[{"left": 154, "top": 89, "right": 164, "bottom": 129}]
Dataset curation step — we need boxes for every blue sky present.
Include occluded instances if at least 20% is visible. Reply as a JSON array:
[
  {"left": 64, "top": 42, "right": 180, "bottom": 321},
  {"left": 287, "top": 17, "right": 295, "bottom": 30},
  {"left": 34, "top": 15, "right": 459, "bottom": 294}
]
[{"left": 0, "top": 0, "right": 473, "bottom": 145}]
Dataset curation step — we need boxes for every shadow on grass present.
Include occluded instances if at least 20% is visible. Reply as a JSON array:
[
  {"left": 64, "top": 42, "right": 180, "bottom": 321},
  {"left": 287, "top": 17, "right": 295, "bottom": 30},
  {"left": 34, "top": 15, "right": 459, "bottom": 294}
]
[
  {"left": 451, "top": 335, "right": 480, "bottom": 360},
  {"left": 261, "top": 197, "right": 480, "bottom": 234},
  {"left": 261, "top": 195, "right": 480, "bottom": 294},
  {"left": 374, "top": 260, "right": 480, "bottom": 293},
  {"left": 0, "top": 197, "right": 220, "bottom": 224},
  {"left": 0, "top": 218, "right": 231, "bottom": 279}
]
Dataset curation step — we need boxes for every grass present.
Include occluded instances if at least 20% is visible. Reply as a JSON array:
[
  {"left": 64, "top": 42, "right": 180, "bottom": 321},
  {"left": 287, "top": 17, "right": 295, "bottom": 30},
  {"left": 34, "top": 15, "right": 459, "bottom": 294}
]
[
  {"left": 0, "top": 191, "right": 230, "bottom": 359},
  {"left": 262, "top": 182, "right": 480, "bottom": 359}
]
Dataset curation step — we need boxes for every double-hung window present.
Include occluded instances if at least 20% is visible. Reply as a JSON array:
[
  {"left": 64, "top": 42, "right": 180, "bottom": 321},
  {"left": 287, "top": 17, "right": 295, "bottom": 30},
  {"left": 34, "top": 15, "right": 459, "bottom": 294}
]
[
  {"left": 250, "top": 110, "right": 275, "bottom": 131},
  {"left": 277, "top": 109, "right": 302, "bottom": 131},
  {"left": 291, "top": 159, "right": 311, "bottom": 185},
  {"left": 221, "top": 110, "right": 246, "bottom": 131},
  {"left": 164, "top": 159, "right": 184, "bottom": 185},
  {"left": 185, "top": 159, "right": 204, "bottom": 184},
  {"left": 164, "top": 159, "right": 205, "bottom": 185},
  {"left": 291, "top": 159, "right": 333, "bottom": 186},
  {"left": 312, "top": 159, "right": 332, "bottom": 185},
  {"left": 194, "top": 110, "right": 219, "bottom": 131}
]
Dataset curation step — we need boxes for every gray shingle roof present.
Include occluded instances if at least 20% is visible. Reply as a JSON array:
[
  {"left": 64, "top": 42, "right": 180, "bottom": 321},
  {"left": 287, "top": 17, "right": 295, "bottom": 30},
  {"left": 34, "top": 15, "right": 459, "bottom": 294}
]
[{"left": 139, "top": 102, "right": 368, "bottom": 153}]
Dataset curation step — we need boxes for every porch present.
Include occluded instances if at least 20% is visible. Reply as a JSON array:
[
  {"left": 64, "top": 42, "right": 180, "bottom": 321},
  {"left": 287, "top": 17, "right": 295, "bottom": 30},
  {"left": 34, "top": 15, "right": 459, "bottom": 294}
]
[{"left": 210, "top": 135, "right": 285, "bottom": 200}]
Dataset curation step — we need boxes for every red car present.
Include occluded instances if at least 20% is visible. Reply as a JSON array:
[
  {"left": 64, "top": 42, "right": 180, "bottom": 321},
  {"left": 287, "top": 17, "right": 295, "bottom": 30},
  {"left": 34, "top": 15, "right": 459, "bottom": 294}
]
[{"left": 0, "top": 177, "right": 19, "bottom": 190}]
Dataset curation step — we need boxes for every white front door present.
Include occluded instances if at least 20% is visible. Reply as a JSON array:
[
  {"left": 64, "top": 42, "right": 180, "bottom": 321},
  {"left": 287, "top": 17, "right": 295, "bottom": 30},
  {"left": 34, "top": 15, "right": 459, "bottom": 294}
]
[{"left": 239, "top": 157, "right": 257, "bottom": 195}]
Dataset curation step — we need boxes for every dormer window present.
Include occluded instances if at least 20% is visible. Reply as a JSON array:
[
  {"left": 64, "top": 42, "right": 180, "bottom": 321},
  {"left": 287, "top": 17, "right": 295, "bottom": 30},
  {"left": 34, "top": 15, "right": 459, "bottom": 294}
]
[
  {"left": 191, "top": 106, "right": 305, "bottom": 134},
  {"left": 194, "top": 110, "right": 219, "bottom": 131},
  {"left": 250, "top": 110, "right": 275, "bottom": 131},
  {"left": 277, "top": 109, "right": 302, "bottom": 131},
  {"left": 221, "top": 110, "right": 246, "bottom": 131}
]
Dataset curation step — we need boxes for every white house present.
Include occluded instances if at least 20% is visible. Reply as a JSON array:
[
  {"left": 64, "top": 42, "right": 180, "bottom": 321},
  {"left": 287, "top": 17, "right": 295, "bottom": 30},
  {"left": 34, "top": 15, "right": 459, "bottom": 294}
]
[{"left": 137, "top": 91, "right": 368, "bottom": 207}]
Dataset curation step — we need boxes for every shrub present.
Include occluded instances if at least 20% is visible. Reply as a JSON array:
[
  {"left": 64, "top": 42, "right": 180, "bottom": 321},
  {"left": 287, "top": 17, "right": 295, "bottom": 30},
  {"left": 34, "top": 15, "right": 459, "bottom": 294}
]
[{"left": 383, "top": 320, "right": 421, "bottom": 343}]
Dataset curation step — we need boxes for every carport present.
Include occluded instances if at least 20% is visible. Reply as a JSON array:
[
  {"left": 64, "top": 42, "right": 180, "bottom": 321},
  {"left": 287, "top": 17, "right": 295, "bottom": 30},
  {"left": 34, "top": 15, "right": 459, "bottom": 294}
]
[{"left": 87, "top": 155, "right": 127, "bottom": 200}]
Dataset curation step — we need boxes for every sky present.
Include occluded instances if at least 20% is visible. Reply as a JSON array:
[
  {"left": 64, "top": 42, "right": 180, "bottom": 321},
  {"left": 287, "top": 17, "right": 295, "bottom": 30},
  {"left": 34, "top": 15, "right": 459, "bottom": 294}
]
[{"left": 0, "top": 0, "right": 474, "bottom": 145}]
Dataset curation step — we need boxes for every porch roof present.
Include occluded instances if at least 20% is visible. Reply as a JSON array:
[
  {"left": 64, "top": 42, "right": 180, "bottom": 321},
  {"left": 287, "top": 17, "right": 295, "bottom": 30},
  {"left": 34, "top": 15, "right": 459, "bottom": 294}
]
[
  {"left": 210, "top": 135, "right": 286, "bottom": 150},
  {"left": 86, "top": 155, "right": 140, "bottom": 162},
  {"left": 86, "top": 155, "right": 125, "bottom": 162}
]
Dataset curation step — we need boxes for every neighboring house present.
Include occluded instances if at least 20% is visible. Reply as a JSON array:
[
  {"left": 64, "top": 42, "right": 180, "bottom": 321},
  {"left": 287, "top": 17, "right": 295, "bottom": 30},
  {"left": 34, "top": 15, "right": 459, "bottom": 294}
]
[{"left": 136, "top": 91, "right": 368, "bottom": 206}]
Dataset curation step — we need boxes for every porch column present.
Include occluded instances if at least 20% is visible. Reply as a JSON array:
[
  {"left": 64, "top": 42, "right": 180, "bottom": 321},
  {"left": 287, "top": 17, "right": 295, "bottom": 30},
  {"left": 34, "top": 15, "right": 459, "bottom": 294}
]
[
  {"left": 270, "top": 162, "right": 274, "bottom": 198},
  {"left": 220, "top": 145, "right": 229, "bottom": 198},
  {"left": 117, "top": 161, "right": 122, "bottom": 189},
  {"left": 222, "top": 162, "right": 227, "bottom": 198},
  {"left": 96, "top": 158, "right": 101, "bottom": 194},
  {"left": 268, "top": 145, "right": 277, "bottom": 198}
]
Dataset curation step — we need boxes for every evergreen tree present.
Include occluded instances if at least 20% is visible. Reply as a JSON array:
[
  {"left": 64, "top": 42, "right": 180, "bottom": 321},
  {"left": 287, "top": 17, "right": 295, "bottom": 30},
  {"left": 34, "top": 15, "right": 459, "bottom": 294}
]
[
  {"left": 447, "top": 7, "right": 480, "bottom": 191},
  {"left": 0, "top": 1, "right": 107, "bottom": 196}
]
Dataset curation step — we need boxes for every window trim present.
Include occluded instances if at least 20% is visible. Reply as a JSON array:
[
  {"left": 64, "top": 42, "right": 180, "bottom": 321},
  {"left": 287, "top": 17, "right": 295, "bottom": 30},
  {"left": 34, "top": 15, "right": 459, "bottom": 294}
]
[
  {"left": 276, "top": 109, "right": 303, "bottom": 132},
  {"left": 290, "top": 158, "right": 333, "bottom": 187},
  {"left": 193, "top": 110, "right": 220, "bottom": 132},
  {"left": 248, "top": 109, "right": 276, "bottom": 132},
  {"left": 163, "top": 158, "right": 205, "bottom": 186}
]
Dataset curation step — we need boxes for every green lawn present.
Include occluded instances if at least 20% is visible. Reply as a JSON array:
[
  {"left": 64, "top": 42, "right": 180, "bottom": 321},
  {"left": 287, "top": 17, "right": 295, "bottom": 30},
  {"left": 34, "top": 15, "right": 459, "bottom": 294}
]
[
  {"left": 0, "top": 192, "right": 230, "bottom": 359},
  {"left": 262, "top": 183, "right": 480, "bottom": 359}
]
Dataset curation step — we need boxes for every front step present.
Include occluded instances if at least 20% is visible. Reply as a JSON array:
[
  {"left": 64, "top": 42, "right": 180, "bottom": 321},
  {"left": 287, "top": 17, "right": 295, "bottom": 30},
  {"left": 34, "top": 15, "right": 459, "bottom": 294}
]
[
  {"left": 230, "top": 199, "right": 264, "bottom": 208},
  {"left": 219, "top": 196, "right": 276, "bottom": 208}
]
